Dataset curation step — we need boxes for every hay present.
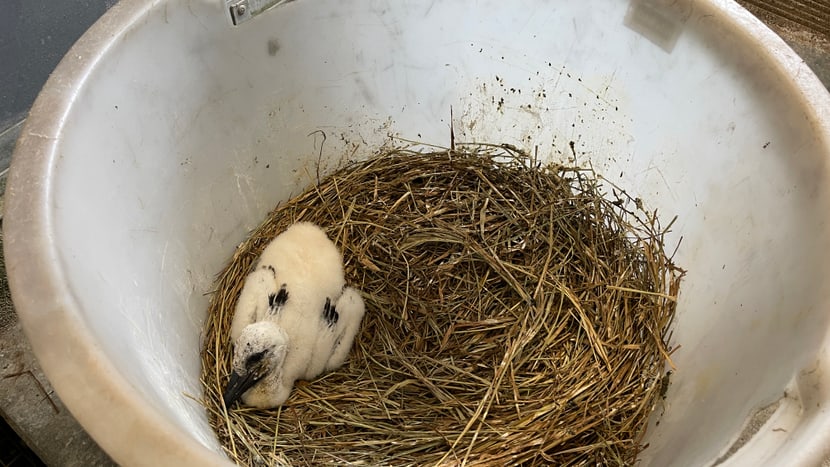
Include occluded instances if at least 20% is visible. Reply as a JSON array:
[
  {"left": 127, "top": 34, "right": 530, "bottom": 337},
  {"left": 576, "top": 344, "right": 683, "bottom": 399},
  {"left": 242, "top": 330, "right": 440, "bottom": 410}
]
[{"left": 200, "top": 144, "right": 683, "bottom": 466}]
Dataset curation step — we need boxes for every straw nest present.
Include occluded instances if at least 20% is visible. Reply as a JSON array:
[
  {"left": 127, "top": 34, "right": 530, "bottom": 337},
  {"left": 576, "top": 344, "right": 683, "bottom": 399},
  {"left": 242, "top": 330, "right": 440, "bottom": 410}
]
[{"left": 201, "top": 144, "right": 683, "bottom": 466}]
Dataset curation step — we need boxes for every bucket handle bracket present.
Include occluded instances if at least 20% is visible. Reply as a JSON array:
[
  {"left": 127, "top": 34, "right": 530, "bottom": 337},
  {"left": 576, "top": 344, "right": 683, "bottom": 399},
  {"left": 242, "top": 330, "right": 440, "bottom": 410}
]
[{"left": 227, "top": 0, "right": 293, "bottom": 26}]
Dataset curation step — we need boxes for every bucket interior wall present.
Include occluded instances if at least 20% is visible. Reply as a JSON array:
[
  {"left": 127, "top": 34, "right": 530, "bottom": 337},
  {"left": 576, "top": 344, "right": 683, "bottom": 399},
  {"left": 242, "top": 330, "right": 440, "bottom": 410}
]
[{"left": 37, "top": 0, "right": 830, "bottom": 464}]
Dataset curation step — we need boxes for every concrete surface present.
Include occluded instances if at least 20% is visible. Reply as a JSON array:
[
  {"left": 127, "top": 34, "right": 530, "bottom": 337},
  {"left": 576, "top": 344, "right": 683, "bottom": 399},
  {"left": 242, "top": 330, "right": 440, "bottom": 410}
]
[
  {"left": 0, "top": 121, "right": 23, "bottom": 181},
  {"left": 0, "top": 1, "right": 827, "bottom": 465},
  {"left": 0, "top": 0, "right": 117, "bottom": 131},
  {"left": 740, "top": 0, "right": 830, "bottom": 89},
  {"left": 741, "top": 0, "right": 830, "bottom": 39}
]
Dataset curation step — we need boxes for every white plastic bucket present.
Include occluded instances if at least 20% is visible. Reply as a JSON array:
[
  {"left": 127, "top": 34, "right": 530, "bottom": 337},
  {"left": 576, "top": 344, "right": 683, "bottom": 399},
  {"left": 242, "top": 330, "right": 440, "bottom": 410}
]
[{"left": 6, "top": 0, "right": 830, "bottom": 465}]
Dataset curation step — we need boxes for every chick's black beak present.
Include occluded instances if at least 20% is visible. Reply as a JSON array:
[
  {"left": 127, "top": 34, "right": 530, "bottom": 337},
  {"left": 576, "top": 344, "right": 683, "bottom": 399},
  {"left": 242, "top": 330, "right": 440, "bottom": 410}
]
[{"left": 223, "top": 370, "right": 258, "bottom": 407}]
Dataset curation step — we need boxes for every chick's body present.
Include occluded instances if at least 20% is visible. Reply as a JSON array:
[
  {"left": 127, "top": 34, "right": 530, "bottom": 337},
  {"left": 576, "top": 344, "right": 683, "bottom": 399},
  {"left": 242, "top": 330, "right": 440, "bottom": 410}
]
[{"left": 225, "top": 222, "right": 365, "bottom": 409}]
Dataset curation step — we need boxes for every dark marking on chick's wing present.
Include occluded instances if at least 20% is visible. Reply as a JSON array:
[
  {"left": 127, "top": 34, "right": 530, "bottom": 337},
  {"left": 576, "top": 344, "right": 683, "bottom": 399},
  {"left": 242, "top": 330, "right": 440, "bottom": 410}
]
[
  {"left": 268, "top": 284, "right": 289, "bottom": 315},
  {"left": 261, "top": 264, "right": 277, "bottom": 277},
  {"left": 322, "top": 297, "right": 339, "bottom": 328}
]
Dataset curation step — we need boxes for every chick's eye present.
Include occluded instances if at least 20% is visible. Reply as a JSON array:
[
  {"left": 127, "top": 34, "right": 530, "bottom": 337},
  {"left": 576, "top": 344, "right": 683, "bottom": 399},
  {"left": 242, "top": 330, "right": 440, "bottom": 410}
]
[{"left": 246, "top": 350, "right": 267, "bottom": 366}]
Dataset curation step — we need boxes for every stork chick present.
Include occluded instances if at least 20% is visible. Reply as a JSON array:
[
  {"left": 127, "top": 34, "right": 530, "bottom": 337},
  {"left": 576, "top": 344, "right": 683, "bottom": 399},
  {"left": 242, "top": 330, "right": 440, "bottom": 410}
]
[{"left": 223, "top": 222, "right": 366, "bottom": 409}]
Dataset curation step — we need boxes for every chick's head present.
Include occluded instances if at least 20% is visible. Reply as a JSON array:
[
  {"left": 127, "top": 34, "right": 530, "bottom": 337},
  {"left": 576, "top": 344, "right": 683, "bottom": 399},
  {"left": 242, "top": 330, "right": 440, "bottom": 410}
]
[{"left": 223, "top": 321, "right": 288, "bottom": 407}]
